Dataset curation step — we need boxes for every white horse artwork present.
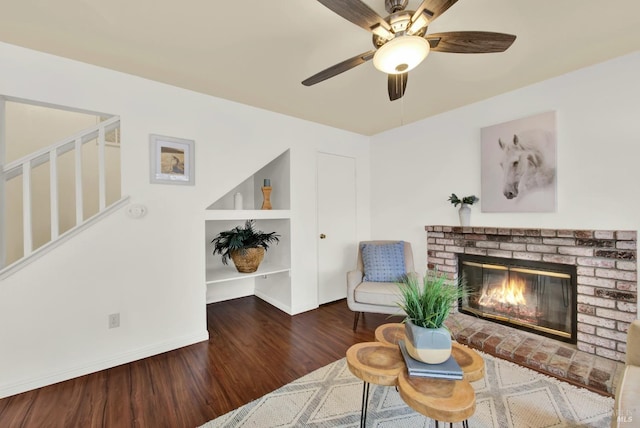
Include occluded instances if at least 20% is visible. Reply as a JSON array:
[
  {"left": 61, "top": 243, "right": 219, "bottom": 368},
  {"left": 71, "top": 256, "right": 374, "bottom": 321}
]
[
  {"left": 498, "top": 130, "right": 555, "bottom": 200},
  {"left": 481, "top": 112, "right": 557, "bottom": 212}
]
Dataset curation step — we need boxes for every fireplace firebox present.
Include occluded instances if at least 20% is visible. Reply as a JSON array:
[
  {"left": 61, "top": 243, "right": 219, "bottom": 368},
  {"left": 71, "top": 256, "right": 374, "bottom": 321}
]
[{"left": 458, "top": 254, "right": 577, "bottom": 343}]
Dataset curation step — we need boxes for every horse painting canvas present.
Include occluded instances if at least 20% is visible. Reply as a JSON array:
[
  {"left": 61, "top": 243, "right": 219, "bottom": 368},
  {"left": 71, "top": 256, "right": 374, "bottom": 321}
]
[{"left": 481, "top": 112, "right": 557, "bottom": 212}]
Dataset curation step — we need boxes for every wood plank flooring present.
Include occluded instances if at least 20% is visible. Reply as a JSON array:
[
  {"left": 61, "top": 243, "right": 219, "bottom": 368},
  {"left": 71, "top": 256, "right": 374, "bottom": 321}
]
[{"left": 0, "top": 297, "right": 401, "bottom": 428}]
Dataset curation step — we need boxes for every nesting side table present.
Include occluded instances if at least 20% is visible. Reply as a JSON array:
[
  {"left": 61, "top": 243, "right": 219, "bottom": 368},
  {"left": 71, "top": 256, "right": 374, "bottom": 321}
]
[{"left": 346, "top": 323, "right": 484, "bottom": 427}]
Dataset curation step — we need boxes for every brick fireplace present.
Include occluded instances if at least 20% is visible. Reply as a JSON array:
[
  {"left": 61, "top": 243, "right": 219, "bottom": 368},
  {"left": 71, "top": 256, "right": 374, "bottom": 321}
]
[{"left": 426, "top": 226, "right": 637, "bottom": 364}]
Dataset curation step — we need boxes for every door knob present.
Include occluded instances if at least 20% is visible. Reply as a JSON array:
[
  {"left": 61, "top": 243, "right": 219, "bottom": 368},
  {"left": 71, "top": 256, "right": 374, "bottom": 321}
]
[{"left": 320, "top": 233, "right": 326, "bottom": 239}]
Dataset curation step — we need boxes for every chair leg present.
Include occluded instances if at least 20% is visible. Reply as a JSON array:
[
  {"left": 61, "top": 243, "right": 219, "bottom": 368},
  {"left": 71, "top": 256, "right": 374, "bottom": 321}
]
[{"left": 353, "top": 312, "right": 361, "bottom": 331}]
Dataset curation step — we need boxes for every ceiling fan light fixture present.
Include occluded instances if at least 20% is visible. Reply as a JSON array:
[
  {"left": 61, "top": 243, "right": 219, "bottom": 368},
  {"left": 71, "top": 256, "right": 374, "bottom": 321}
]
[{"left": 373, "top": 35, "right": 430, "bottom": 74}]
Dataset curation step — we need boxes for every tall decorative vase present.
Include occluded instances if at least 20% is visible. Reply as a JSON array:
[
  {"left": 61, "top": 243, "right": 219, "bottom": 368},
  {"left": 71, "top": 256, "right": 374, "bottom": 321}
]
[
  {"left": 404, "top": 320, "right": 452, "bottom": 364},
  {"left": 233, "top": 192, "right": 243, "bottom": 210},
  {"left": 458, "top": 204, "right": 471, "bottom": 226},
  {"left": 261, "top": 186, "right": 272, "bottom": 210}
]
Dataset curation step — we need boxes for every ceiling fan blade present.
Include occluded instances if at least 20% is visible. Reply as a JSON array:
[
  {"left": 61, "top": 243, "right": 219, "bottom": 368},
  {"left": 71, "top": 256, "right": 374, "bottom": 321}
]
[
  {"left": 427, "top": 31, "right": 516, "bottom": 53},
  {"left": 388, "top": 73, "right": 408, "bottom": 101},
  {"left": 302, "top": 50, "right": 376, "bottom": 86},
  {"left": 411, "top": 0, "right": 458, "bottom": 26},
  {"left": 317, "top": 0, "right": 391, "bottom": 33}
]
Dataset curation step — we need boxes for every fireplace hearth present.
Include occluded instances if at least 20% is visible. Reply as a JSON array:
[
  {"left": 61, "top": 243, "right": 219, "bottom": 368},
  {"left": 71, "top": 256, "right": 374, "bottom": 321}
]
[
  {"left": 425, "top": 225, "right": 637, "bottom": 363},
  {"left": 459, "top": 254, "right": 577, "bottom": 343}
]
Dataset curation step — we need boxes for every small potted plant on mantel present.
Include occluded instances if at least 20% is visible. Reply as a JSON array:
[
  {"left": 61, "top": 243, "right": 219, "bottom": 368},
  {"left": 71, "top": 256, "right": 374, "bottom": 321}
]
[
  {"left": 211, "top": 220, "right": 280, "bottom": 273},
  {"left": 397, "top": 270, "right": 468, "bottom": 364},
  {"left": 448, "top": 193, "right": 479, "bottom": 226}
]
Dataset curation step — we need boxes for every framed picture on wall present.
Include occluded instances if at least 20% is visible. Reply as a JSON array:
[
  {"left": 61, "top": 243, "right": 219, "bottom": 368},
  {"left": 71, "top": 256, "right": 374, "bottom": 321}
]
[
  {"left": 149, "top": 134, "right": 195, "bottom": 185},
  {"left": 480, "top": 111, "right": 557, "bottom": 212}
]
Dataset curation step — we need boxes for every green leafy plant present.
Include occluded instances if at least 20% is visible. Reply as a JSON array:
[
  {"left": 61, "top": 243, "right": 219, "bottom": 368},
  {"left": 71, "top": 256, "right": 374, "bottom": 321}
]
[
  {"left": 397, "top": 270, "right": 468, "bottom": 329},
  {"left": 448, "top": 193, "right": 479, "bottom": 207},
  {"left": 211, "top": 220, "right": 280, "bottom": 265}
]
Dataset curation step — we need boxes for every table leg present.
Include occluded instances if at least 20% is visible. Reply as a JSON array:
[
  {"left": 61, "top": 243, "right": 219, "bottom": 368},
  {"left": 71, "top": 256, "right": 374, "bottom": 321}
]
[
  {"left": 360, "top": 381, "right": 370, "bottom": 427},
  {"left": 435, "top": 421, "right": 468, "bottom": 427}
]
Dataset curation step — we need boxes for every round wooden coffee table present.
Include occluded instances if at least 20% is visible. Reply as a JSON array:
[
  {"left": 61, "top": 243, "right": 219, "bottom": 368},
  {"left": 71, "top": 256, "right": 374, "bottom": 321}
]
[
  {"left": 375, "top": 322, "right": 405, "bottom": 345},
  {"left": 346, "top": 323, "right": 485, "bottom": 426},
  {"left": 398, "top": 370, "right": 475, "bottom": 426},
  {"left": 451, "top": 342, "right": 484, "bottom": 382},
  {"left": 346, "top": 342, "right": 405, "bottom": 386},
  {"left": 375, "top": 323, "right": 485, "bottom": 382},
  {"left": 346, "top": 342, "right": 404, "bottom": 427}
]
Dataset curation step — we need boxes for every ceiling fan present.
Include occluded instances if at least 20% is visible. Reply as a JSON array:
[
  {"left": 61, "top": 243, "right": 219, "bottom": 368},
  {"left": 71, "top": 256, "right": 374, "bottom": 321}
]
[{"left": 302, "top": 0, "right": 516, "bottom": 101}]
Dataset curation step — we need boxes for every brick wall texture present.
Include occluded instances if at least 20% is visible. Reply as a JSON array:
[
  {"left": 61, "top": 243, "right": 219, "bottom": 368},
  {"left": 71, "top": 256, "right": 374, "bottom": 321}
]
[{"left": 426, "top": 225, "right": 637, "bottom": 363}]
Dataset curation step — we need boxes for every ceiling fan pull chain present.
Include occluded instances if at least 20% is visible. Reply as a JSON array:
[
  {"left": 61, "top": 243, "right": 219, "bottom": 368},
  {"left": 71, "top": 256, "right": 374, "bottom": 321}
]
[{"left": 400, "top": 85, "right": 405, "bottom": 126}]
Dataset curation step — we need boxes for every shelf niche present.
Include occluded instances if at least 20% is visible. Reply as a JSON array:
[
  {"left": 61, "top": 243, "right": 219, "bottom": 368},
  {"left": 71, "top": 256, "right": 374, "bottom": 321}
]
[
  {"left": 205, "top": 149, "right": 291, "bottom": 313},
  {"left": 205, "top": 219, "right": 291, "bottom": 283},
  {"left": 207, "top": 150, "right": 290, "bottom": 211}
]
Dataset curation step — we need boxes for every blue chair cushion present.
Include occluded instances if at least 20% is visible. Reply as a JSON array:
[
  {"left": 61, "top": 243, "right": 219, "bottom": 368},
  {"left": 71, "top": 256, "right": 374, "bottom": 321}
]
[{"left": 361, "top": 241, "right": 406, "bottom": 282}]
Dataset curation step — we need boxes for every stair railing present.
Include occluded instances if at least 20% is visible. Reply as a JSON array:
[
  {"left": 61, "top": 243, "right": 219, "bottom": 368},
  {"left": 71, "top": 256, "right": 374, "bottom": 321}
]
[{"left": 1, "top": 116, "right": 121, "bottom": 267}]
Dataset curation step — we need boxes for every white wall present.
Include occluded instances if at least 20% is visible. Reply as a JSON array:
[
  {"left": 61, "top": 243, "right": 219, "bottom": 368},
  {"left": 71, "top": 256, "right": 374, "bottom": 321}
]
[
  {"left": 0, "top": 42, "right": 370, "bottom": 397},
  {"left": 370, "top": 52, "right": 640, "bottom": 288}
]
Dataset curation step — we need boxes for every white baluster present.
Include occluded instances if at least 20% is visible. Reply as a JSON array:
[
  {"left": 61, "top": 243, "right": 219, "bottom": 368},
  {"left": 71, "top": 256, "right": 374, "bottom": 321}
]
[
  {"left": 0, "top": 97, "right": 5, "bottom": 268},
  {"left": 49, "top": 149, "right": 59, "bottom": 239},
  {"left": 98, "top": 125, "right": 106, "bottom": 210},
  {"left": 22, "top": 161, "right": 32, "bottom": 256},
  {"left": 75, "top": 138, "right": 83, "bottom": 225}
]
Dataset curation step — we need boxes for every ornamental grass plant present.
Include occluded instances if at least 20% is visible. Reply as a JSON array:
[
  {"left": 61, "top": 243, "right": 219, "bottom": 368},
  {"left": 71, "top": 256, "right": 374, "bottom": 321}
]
[{"left": 397, "top": 270, "right": 467, "bottom": 329}]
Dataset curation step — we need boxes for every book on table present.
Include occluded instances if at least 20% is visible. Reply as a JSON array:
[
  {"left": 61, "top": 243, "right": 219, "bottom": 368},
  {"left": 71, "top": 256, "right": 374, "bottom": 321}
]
[{"left": 398, "top": 340, "right": 463, "bottom": 380}]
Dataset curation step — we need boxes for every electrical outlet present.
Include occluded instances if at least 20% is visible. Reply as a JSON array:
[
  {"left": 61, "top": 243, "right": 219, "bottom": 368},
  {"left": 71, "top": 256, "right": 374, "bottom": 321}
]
[{"left": 108, "top": 313, "right": 120, "bottom": 329}]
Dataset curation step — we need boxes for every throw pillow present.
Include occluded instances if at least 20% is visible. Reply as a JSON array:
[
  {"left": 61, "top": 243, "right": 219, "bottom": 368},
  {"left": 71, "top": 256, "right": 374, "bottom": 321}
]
[{"left": 361, "top": 241, "right": 406, "bottom": 282}]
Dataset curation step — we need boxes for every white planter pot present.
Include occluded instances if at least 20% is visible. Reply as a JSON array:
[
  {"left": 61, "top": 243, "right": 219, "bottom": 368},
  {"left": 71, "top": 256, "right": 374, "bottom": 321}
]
[{"left": 458, "top": 204, "right": 471, "bottom": 226}]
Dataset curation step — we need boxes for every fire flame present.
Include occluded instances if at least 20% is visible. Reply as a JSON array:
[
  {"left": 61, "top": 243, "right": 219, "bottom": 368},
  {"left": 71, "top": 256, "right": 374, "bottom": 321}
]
[{"left": 479, "top": 278, "right": 527, "bottom": 306}]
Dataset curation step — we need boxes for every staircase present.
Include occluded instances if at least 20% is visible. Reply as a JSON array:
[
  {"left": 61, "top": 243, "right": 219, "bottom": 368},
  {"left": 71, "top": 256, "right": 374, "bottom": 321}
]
[{"left": 0, "top": 116, "right": 128, "bottom": 279}]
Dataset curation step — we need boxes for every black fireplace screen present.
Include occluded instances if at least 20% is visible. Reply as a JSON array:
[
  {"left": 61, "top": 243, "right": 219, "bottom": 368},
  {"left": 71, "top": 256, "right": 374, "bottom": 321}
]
[{"left": 458, "top": 255, "right": 577, "bottom": 343}]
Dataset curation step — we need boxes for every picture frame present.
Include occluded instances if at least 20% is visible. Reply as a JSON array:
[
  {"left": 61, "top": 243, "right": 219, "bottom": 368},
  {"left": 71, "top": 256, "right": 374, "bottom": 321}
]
[
  {"left": 149, "top": 134, "right": 195, "bottom": 185},
  {"left": 480, "top": 111, "right": 557, "bottom": 212}
]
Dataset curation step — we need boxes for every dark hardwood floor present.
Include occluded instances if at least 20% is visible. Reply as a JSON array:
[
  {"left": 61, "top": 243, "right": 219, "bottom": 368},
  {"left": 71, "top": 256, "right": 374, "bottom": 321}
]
[{"left": 0, "top": 297, "right": 401, "bottom": 428}]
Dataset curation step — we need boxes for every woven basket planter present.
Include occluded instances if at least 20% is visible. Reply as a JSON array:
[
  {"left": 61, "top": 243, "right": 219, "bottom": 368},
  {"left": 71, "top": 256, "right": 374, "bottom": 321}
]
[{"left": 230, "top": 247, "right": 265, "bottom": 273}]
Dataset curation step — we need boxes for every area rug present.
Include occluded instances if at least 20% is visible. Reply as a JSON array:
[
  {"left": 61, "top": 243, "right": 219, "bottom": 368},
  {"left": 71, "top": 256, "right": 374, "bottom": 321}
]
[{"left": 200, "top": 351, "right": 613, "bottom": 427}]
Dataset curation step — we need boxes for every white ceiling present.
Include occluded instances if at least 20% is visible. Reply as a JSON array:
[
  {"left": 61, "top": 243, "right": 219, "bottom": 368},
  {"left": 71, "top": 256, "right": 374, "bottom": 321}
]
[{"left": 1, "top": 0, "right": 639, "bottom": 135}]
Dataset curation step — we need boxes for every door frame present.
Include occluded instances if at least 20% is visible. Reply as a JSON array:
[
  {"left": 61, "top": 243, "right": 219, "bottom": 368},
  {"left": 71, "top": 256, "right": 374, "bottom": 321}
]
[{"left": 316, "top": 151, "right": 358, "bottom": 304}]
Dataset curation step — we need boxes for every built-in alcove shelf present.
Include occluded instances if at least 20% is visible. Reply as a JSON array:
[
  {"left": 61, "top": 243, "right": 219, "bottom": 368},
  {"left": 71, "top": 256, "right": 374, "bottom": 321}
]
[
  {"left": 205, "top": 217, "right": 291, "bottom": 284},
  {"left": 207, "top": 151, "right": 290, "bottom": 211},
  {"left": 205, "top": 262, "right": 290, "bottom": 285},
  {"left": 205, "top": 150, "right": 292, "bottom": 311},
  {"left": 204, "top": 210, "right": 291, "bottom": 221}
]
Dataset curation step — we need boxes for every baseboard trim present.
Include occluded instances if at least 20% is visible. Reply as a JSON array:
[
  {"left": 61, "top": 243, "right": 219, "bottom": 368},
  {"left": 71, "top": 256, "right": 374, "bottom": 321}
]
[
  {"left": 254, "top": 290, "right": 291, "bottom": 315},
  {"left": 0, "top": 329, "right": 209, "bottom": 399},
  {"left": 206, "top": 286, "right": 254, "bottom": 304}
]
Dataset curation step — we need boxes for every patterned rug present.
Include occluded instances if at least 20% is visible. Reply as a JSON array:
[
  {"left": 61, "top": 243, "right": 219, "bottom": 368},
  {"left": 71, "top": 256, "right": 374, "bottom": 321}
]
[{"left": 201, "top": 351, "right": 614, "bottom": 427}]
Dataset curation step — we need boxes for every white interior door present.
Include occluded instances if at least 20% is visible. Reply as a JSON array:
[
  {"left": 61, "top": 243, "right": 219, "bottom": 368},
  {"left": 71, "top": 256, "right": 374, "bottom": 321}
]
[{"left": 317, "top": 152, "right": 357, "bottom": 304}]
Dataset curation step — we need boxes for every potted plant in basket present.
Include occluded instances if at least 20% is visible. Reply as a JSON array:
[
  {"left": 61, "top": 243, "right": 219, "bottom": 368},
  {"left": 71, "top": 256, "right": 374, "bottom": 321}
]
[
  {"left": 211, "top": 220, "right": 280, "bottom": 273},
  {"left": 397, "top": 270, "right": 468, "bottom": 364},
  {"left": 448, "top": 193, "right": 479, "bottom": 226}
]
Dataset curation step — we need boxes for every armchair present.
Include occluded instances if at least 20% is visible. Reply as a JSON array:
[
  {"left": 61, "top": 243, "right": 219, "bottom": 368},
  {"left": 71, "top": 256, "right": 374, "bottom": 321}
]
[
  {"left": 347, "top": 240, "right": 417, "bottom": 331},
  {"left": 612, "top": 319, "right": 640, "bottom": 427}
]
